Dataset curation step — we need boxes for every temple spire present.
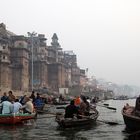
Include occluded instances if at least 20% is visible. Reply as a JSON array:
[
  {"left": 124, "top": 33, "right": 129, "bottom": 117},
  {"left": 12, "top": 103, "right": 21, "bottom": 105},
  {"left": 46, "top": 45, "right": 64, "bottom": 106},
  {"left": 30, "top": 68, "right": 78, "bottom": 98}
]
[{"left": 51, "top": 33, "right": 60, "bottom": 48}]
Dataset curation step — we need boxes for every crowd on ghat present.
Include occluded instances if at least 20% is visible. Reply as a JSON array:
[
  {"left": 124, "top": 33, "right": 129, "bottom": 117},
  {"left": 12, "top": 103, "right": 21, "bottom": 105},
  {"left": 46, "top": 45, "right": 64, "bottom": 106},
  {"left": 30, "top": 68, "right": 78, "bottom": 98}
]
[{"left": 0, "top": 90, "right": 45, "bottom": 114}]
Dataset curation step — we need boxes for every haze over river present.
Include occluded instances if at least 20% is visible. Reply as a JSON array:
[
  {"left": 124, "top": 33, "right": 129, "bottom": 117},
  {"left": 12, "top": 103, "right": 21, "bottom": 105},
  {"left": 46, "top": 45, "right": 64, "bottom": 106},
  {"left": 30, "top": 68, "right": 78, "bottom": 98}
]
[{"left": 0, "top": 99, "right": 136, "bottom": 140}]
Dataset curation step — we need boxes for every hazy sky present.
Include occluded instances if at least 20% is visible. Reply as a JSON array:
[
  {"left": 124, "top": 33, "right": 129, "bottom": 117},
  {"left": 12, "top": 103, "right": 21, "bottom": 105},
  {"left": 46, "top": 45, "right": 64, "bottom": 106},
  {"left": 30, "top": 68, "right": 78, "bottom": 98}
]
[{"left": 0, "top": 0, "right": 140, "bottom": 86}]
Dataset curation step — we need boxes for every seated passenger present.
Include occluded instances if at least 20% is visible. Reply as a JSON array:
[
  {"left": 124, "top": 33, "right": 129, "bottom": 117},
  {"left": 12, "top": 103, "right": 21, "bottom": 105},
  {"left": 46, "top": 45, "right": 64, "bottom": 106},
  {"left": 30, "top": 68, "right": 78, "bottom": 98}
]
[
  {"left": 65, "top": 100, "right": 78, "bottom": 118},
  {"left": 13, "top": 99, "right": 22, "bottom": 114},
  {"left": 1, "top": 98, "right": 13, "bottom": 114},
  {"left": 74, "top": 96, "right": 81, "bottom": 108},
  {"left": 30, "top": 91, "right": 36, "bottom": 103},
  {"left": 1, "top": 92, "right": 8, "bottom": 102},
  {"left": 19, "top": 95, "right": 27, "bottom": 105},
  {"left": 34, "top": 93, "right": 44, "bottom": 107},
  {"left": 8, "top": 90, "right": 16, "bottom": 102},
  {"left": 20, "top": 97, "right": 34, "bottom": 114},
  {"left": 79, "top": 96, "right": 90, "bottom": 116}
]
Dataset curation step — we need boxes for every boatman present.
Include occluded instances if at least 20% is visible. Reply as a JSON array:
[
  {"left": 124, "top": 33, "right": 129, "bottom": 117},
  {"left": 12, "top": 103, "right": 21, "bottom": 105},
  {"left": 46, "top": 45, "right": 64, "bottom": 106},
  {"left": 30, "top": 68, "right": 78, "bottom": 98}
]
[{"left": 65, "top": 100, "right": 79, "bottom": 118}]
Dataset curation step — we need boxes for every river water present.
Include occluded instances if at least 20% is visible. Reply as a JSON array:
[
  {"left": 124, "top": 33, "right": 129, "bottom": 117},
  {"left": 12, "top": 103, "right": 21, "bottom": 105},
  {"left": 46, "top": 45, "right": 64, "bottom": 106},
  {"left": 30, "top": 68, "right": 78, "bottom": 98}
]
[{"left": 0, "top": 99, "right": 136, "bottom": 140}]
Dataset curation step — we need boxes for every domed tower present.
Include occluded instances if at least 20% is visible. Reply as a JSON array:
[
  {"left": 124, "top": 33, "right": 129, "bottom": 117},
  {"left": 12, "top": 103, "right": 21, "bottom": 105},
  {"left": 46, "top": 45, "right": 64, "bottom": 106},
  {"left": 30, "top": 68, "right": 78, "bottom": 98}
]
[{"left": 51, "top": 33, "right": 60, "bottom": 48}]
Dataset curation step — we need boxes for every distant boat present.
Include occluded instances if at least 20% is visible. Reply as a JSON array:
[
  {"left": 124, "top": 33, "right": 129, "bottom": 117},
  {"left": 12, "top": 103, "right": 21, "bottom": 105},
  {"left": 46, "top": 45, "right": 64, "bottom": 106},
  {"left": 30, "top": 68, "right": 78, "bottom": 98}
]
[
  {"left": 0, "top": 113, "right": 36, "bottom": 125},
  {"left": 113, "top": 95, "right": 129, "bottom": 100}
]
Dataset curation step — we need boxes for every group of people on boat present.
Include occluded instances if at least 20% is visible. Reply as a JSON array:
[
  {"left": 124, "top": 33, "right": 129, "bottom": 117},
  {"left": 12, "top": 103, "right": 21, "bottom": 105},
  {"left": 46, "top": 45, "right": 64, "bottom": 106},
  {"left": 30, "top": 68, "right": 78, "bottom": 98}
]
[
  {"left": 0, "top": 90, "right": 36, "bottom": 114},
  {"left": 64, "top": 95, "right": 91, "bottom": 119},
  {"left": 29, "top": 91, "right": 45, "bottom": 108}
]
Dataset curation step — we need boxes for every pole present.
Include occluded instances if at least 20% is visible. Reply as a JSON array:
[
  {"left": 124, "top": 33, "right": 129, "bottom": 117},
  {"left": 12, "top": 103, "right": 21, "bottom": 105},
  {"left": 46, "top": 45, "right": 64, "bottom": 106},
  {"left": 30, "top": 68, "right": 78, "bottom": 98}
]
[
  {"left": 31, "top": 35, "right": 33, "bottom": 91},
  {"left": 27, "top": 32, "right": 37, "bottom": 91}
]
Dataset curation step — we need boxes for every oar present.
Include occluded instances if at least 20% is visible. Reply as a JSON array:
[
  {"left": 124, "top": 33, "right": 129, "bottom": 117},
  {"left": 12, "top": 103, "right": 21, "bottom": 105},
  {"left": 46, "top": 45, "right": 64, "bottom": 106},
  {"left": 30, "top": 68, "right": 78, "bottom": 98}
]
[
  {"left": 76, "top": 114, "right": 120, "bottom": 125},
  {"left": 37, "top": 115, "right": 56, "bottom": 119},
  {"left": 97, "top": 104, "right": 117, "bottom": 111},
  {"left": 103, "top": 103, "right": 109, "bottom": 106},
  {"left": 36, "top": 112, "right": 63, "bottom": 119},
  {"left": 97, "top": 119, "right": 120, "bottom": 125},
  {"left": 36, "top": 110, "right": 49, "bottom": 114}
]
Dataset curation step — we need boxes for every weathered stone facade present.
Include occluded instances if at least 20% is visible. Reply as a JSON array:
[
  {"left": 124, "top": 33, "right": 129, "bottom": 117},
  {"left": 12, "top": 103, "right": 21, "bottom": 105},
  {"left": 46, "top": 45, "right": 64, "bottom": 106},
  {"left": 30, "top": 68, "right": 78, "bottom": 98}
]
[
  {"left": 0, "top": 25, "right": 11, "bottom": 91},
  {"left": 0, "top": 23, "right": 87, "bottom": 95},
  {"left": 10, "top": 47, "right": 29, "bottom": 91},
  {"left": 48, "top": 63, "right": 65, "bottom": 91}
]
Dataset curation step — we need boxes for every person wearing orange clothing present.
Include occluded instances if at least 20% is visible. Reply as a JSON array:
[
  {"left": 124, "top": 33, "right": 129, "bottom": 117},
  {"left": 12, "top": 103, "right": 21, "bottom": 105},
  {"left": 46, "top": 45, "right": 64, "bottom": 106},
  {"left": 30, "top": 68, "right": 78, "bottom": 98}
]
[{"left": 74, "top": 96, "right": 81, "bottom": 108}]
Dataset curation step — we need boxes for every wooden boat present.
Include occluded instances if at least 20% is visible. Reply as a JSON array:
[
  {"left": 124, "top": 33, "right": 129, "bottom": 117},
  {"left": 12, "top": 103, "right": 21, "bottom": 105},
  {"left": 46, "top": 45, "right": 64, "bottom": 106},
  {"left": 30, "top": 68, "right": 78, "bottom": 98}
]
[
  {"left": 55, "top": 109, "right": 99, "bottom": 128},
  {"left": 122, "top": 106, "right": 140, "bottom": 131},
  {"left": 113, "top": 95, "right": 129, "bottom": 100},
  {"left": 0, "top": 113, "right": 36, "bottom": 125}
]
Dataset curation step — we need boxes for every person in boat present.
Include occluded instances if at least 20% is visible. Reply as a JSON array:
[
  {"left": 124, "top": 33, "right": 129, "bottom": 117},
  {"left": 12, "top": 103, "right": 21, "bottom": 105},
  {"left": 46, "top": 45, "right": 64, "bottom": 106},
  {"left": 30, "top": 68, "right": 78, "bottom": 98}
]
[
  {"left": 34, "top": 93, "right": 44, "bottom": 107},
  {"left": 123, "top": 103, "right": 130, "bottom": 110},
  {"left": 19, "top": 95, "right": 27, "bottom": 105},
  {"left": 59, "top": 94, "right": 64, "bottom": 103},
  {"left": 79, "top": 96, "right": 90, "bottom": 116},
  {"left": 20, "top": 97, "right": 34, "bottom": 114},
  {"left": 13, "top": 99, "right": 22, "bottom": 114},
  {"left": 30, "top": 91, "right": 36, "bottom": 103},
  {"left": 74, "top": 96, "right": 81, "bottom": 108},
  {"left": 65, "top": 100, "right": 79, "bottom": 118},
  {"left": 135, "top": 95, "right": 140, "bottom": 116},
  {"left": 0, "top": 98, "right": 13, "bottom": 114},
  {"left": 8, "top": 90, "right": 16, "bottom": 102},
  {"left": 1, "top": 92, "right": 8, "bottom": 102}
]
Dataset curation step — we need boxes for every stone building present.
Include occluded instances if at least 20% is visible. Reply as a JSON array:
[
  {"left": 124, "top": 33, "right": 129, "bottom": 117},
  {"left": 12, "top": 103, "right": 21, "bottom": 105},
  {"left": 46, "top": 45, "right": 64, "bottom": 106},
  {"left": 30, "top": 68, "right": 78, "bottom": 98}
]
[
  {"left": 0, "top": 23, "right": 30, "bottom": 92},
  {"left": 10, "top": 36, "right": 29, "bottom": 91},
  {"left": 0, "top": 37, "right": 11, "bottom": 90},
  {"left": 0, "top": 23, "right": 87, "bottom": 95},
  {"left": 0, "top": 23, "right": 13, "bottom": 91},
  {"left": 64, "top": 51, "right": 80, "bottom": 87},
  {"left": 27, "top": 34, "right": 48, "bottom": 90},
  {"left": 47, "top": 33, "right": 65, "bottom": 92}
]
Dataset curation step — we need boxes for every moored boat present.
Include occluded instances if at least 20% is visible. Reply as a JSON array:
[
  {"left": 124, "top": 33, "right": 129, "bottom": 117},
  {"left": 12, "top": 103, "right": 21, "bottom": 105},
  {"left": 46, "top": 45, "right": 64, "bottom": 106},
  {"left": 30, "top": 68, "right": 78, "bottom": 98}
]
[
  {"left": 0, "top": 113, "right": 36, "bottom": 125},
  {"left": 122, "top": 106, "right": 140, "bottom": 131},
  {"left": 55, "top": 109, "right": 99, "bottom": 128}
]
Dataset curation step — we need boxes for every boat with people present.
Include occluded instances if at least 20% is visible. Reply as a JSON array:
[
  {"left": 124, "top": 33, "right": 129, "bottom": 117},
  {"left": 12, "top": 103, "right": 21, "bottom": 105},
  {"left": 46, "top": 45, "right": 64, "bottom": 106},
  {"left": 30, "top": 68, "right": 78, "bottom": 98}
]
[
  {"left": 122, "top": 104, "right": 140, "bottom": 131},
  {"left": 0, "top": 112, "right": 36, "bottom": 125},
  {"left": 55, "top": 109, "right": 99, "bottom": 128}
]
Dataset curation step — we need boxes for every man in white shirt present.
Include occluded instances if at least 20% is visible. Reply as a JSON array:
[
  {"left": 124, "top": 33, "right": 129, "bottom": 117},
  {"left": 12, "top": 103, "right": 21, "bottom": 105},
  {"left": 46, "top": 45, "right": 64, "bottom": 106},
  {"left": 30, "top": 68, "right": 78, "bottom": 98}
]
[
  {"left": 1, "top": 99, "right": 13, "bottom": 114},
  {"left": 13, "top": 99, "right": 22, "bottom": 113}
]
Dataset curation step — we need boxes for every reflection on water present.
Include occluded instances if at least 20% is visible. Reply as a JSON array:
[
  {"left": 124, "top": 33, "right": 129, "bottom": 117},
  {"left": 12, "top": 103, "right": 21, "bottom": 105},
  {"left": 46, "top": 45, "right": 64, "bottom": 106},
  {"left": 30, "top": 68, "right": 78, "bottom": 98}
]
[{"left": 0, "top": 99, "right": 138, "bottom": 140}]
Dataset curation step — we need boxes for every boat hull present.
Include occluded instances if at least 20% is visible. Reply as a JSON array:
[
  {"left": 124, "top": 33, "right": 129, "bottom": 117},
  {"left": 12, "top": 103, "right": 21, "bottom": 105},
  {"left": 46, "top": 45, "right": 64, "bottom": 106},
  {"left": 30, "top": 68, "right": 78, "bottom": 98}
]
[
  {"left": 122, "top": 106, "right": 140, "bottom": 131},
  {"left": 0, "top": 113, "right": 36, "bottom": 125},
  {"left": 56, "top": 109, "right": 99, "bottom": 128}
]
